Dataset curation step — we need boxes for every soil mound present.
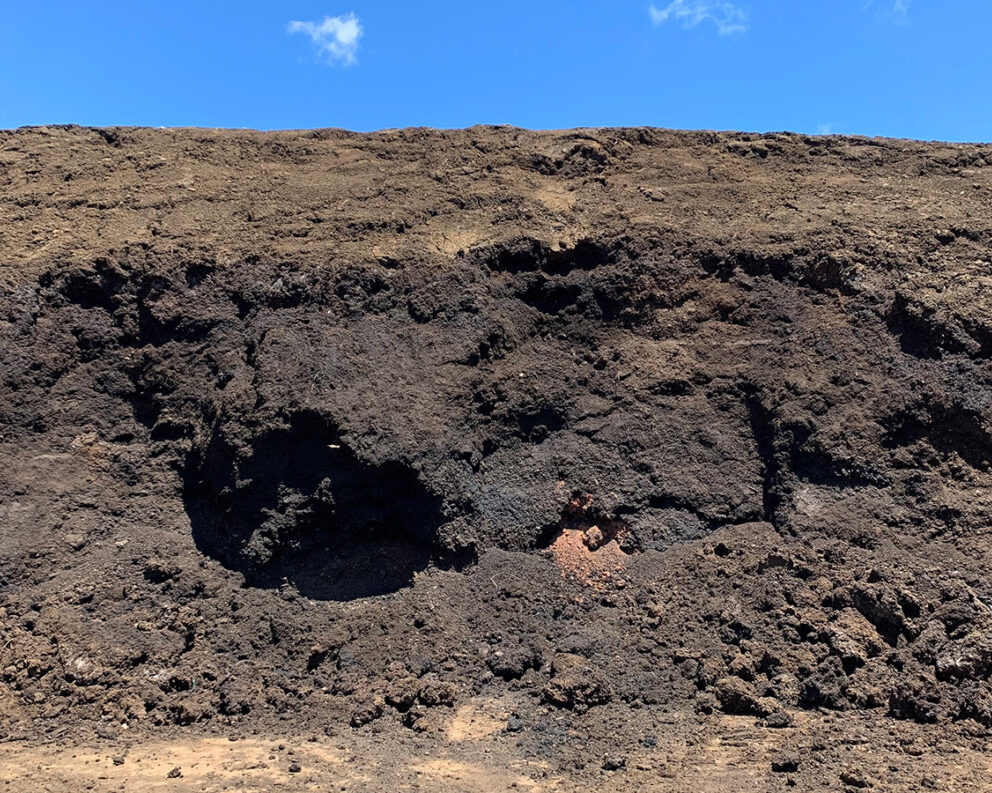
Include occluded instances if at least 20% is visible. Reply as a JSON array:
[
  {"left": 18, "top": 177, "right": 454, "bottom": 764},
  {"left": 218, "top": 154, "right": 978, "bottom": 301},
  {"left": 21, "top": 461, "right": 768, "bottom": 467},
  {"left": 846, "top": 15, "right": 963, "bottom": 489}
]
[{"left": 2, "top": 125, "right": 992, "bottom": 787}]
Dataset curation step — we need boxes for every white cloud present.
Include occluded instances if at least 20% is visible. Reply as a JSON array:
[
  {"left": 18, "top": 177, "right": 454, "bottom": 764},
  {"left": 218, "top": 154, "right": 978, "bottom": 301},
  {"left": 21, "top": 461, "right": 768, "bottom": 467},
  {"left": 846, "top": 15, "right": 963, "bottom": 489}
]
[
  {"left": 891, "top": 0, "right": 910, "bottom": 22},
  {"left": 649, "top": 1, "right": 749, "bottom": 36},
  {"left": 864, "top": 0, "right": 910, "bottom": 23},
  {"left": 288, "top": 13, "right": 363, "bottom": 65}
]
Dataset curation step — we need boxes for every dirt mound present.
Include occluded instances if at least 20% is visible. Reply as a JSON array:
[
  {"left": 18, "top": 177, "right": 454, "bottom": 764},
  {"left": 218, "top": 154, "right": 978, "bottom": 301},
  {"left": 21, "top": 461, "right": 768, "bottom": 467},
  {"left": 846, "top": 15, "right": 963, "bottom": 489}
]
[{"left": 2, "top": 125, "right": 992, "bottom": 789}]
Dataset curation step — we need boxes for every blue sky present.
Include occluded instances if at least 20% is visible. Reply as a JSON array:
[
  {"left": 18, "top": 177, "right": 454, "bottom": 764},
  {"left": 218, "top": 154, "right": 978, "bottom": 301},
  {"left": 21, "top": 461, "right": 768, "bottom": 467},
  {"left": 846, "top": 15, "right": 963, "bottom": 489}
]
[{"left": 1, "top": 1, "right": 989, "bottom": 140}]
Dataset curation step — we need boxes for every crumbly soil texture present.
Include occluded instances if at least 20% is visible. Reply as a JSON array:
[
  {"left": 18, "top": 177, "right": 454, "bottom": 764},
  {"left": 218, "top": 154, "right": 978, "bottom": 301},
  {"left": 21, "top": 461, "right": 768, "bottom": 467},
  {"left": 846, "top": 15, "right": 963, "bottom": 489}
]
[{"left": 3, "top": 125, "right": 992, "bottom": 790}]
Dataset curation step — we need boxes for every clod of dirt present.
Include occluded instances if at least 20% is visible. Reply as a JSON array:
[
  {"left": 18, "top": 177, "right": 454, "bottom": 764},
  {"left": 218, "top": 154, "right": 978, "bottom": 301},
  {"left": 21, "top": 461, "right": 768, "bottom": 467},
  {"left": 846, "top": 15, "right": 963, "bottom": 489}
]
[
  {"left": 582, "top": 526, "right": 605, "bottom": 551},
  {"left": 764, "top": 710, "right": 795, "bottom": 729},
  {"left": 543, "top": 653, "right": 612, "bottom": 712},
  {"left": 840, "top": 768, "right": 873, "bottom": 788},
  {"left": 486, "top": 643, "right": 542, "bottom": 680},
  {"left": 601, "top": 756, "right": 626, "bottom": 771},
  {"left": 714, "top": 677, "right": 777, "bottom": 717},
  {"left": 350, "top": 697, "right": 386, "bottom": 728}
]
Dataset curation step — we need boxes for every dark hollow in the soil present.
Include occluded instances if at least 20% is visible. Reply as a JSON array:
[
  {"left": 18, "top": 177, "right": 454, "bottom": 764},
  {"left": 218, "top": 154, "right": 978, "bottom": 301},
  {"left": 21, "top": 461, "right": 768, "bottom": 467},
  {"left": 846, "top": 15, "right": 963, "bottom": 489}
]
[{"left": 184, "top": 410, "right": 447, "bottom": 600}]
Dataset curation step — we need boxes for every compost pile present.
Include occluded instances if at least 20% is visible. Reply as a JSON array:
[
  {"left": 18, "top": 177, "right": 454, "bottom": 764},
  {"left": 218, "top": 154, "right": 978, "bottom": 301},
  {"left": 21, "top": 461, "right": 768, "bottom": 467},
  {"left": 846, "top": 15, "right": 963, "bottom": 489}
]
[{"left": 2, "top": 126, "right": 992, "bottom": 761}]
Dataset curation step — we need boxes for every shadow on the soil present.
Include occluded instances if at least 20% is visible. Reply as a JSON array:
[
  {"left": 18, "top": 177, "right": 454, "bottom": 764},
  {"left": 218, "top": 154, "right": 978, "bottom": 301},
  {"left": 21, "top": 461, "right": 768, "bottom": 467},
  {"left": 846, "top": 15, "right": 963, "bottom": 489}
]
[{"left": 182, "top": 411, "right": 446, "bottom": 601}]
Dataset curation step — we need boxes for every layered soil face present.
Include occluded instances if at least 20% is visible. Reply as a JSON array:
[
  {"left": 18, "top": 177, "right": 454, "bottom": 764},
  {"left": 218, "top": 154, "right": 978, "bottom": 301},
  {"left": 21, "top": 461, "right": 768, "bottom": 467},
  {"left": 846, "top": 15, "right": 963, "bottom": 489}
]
[{"left": 2, "top": 126, "right": 992, "bottom": 787}]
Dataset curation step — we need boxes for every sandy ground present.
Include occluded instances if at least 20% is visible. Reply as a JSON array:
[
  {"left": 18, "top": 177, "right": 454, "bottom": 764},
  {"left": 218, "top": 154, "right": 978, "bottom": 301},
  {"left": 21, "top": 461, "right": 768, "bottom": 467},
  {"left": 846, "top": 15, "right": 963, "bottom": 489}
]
[{"left": 5, "top": 704, "right": 992, "bottom": 792}]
